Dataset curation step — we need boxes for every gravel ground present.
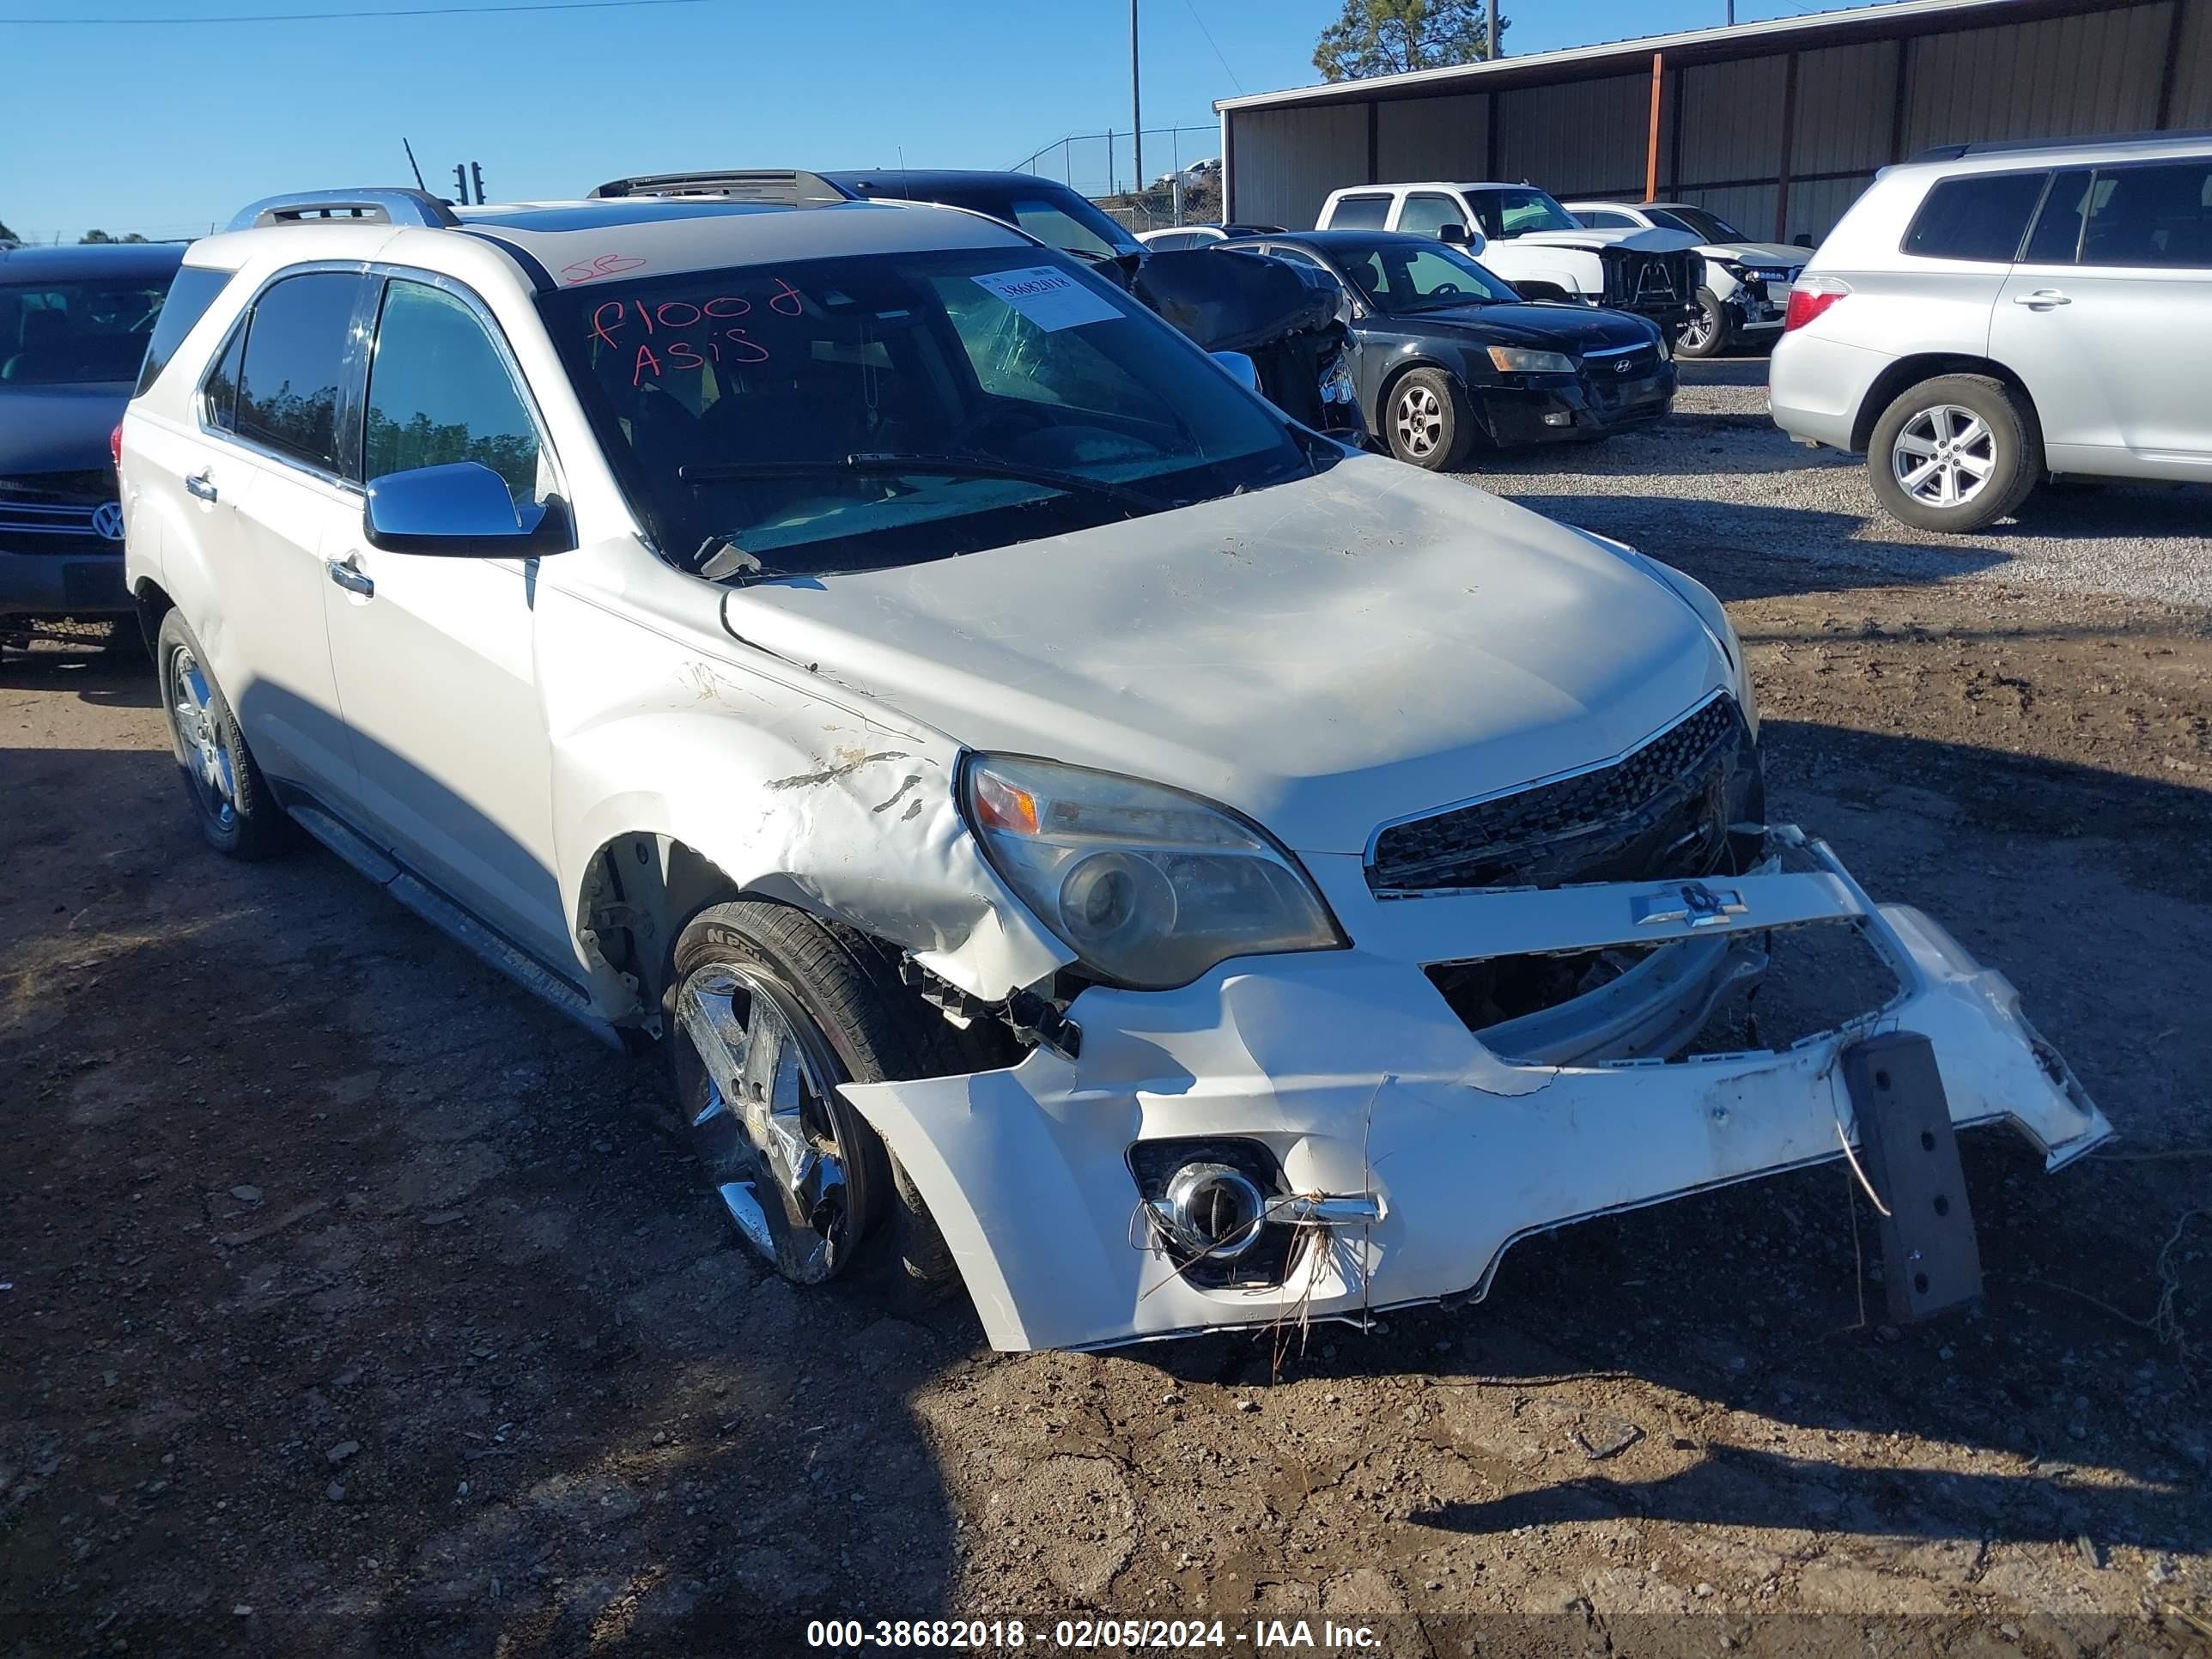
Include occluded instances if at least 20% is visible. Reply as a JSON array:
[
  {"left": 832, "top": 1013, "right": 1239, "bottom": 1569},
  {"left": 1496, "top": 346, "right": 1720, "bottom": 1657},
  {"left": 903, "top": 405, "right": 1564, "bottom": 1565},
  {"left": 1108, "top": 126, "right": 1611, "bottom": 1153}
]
[
  {"left": 3, "top": 362, "right": 2209, "bottom": 1657},
  {"left": 1469, "top": 354, "right": 2212, "bottom": 609}
]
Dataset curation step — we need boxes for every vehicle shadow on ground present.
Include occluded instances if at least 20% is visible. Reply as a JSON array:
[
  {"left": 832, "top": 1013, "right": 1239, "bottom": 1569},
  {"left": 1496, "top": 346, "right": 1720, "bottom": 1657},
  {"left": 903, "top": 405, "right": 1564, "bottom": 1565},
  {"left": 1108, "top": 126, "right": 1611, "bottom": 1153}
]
[{"left": 1, "top": 638, "right": 160, "bottom": 707}]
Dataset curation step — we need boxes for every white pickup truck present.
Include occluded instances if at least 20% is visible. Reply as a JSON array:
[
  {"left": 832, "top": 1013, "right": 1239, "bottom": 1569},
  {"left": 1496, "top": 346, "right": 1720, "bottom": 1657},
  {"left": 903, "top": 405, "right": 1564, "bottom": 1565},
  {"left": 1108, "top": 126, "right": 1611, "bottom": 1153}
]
[{"left": 1318, "top": 181, "right": 1704, "bottom": 336}]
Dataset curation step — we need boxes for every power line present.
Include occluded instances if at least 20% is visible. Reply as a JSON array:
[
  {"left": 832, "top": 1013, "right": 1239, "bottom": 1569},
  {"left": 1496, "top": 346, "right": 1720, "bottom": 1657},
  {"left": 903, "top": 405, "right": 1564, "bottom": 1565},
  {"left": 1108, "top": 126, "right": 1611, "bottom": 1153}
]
[
  {"left": 1181, "top": 0, "right": 1242, "bottom": 94},
  {"left": 0, "top": 0, "right": 715, "bottom": 23}
]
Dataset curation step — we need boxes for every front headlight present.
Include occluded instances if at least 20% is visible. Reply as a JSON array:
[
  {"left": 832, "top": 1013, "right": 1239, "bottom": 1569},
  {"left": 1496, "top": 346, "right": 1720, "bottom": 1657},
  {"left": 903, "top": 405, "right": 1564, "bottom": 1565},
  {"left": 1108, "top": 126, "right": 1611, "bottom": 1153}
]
[
  {"left": 962, "top": 755, "right": 1346, "bottom": 990},
  {"left": 1486, "top": 345, "right": 1576, "bottom": 374}
]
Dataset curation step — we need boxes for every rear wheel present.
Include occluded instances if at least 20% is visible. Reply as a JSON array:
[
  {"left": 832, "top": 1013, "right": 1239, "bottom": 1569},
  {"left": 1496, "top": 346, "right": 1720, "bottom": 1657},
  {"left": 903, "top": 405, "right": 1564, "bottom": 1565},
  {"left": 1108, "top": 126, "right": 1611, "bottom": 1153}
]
[
  {"left": 1867, "top": 373, "right": 2040, "bottom": 533},
  {"left": 1384, "top": 368, "right": 1474, "bottom": 471},
  {"left": 1675, "top": 290, "right": 1729, "bottom": 359},
  {"left": 156, "top": 610, "right": 295, "bottom": 859},
  {"left": 666, "top": 900, "right": 963, "bottom": 1289}
]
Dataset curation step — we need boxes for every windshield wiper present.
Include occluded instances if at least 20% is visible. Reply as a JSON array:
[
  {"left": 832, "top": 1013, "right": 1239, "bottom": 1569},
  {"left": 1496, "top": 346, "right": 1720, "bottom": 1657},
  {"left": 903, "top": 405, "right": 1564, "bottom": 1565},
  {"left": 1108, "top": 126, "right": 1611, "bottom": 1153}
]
[{"left": 678, "top": 453, "right": 1166, "bottom": 514}]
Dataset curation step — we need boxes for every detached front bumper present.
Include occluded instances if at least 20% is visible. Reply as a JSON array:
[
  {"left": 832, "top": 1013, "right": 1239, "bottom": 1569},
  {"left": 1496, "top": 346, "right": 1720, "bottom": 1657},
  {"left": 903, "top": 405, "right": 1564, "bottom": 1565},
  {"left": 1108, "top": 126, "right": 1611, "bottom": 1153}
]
[{"left": 842, "top": 830, "right": 2111, "bottom": 1352}]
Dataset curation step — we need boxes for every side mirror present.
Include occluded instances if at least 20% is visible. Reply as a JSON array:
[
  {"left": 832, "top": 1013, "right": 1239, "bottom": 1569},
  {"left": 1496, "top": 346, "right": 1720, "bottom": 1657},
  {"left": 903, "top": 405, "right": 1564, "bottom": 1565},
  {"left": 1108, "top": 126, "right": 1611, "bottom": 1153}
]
[
  {"left": 1437, "top": 222, "right": 1471, "bottom": 245},
  {"left": 364, "top": 461, "right": 572, "bottom": 557},
  {"left": 1210, "top": 349, "right": 1261, "bottom": 392}
]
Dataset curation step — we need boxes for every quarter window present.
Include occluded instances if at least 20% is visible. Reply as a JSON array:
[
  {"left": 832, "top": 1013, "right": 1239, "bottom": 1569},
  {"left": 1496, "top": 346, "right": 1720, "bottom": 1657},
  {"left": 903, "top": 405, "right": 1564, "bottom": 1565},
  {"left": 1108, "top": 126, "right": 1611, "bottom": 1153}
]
[
  {"left": 1328, "top": 193, "right": 1393, "bottom": 230},
  {"left": 2078, "top": 161, "right": 2212, "bottom": 268},
  {"left": 1397, "top": 192, "right": 1470, "bottom": 238},
  {"left": 1901, "top": 171, "right": 2049, "bottom": 263},
  {"left": 135, "top": 266, "right": 232, "bottom": 396},
  {"left": 364, "top": 279, "right": 545, "bottom": 507},
  {"left": 234, "top": 271, "right": 368, "bottom": 472}
]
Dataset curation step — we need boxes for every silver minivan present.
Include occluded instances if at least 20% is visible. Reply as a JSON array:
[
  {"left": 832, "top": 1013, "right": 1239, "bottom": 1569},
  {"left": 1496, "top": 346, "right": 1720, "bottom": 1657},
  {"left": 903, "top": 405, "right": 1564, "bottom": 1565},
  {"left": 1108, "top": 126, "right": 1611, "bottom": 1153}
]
[{"left": 1768, "top": 132, "right": 2212, "bottom": 533}]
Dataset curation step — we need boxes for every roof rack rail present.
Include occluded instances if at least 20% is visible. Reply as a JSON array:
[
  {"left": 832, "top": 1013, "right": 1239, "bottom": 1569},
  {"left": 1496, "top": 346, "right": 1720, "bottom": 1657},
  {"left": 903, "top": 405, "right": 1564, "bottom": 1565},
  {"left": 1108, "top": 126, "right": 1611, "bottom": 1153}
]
[
  {"left": 227, "top": 188, "right": 460, "bottom": 232},
  {"left": 1908, "top": 129, "right": 2212, "bottom": 163},
  {"left": 586, "top": 169, "right": 851, "bottom": 206}
]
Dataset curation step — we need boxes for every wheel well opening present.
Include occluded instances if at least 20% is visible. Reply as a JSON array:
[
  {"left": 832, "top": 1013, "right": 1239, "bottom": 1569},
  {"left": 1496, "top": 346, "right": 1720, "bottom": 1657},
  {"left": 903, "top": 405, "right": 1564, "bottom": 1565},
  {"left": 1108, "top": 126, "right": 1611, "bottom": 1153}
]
[
  {"left": 132, "top": 579, "right": 174, "bottom": 655},
  {"left": 1851, "top": 355, "right": 2040, "bottom": 454}
]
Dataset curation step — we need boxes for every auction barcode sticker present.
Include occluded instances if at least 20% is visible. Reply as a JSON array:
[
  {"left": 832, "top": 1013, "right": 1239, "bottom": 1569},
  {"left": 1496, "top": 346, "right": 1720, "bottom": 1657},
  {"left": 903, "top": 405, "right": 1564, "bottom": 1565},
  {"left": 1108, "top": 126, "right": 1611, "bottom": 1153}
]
[{"left": 970, "top": 265, "right": 1121, "bottom": 331}]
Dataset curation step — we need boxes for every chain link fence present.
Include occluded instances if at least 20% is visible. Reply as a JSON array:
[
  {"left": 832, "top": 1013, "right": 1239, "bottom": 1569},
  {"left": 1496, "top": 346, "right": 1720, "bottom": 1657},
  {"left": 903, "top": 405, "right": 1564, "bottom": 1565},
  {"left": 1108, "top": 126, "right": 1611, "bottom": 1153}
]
[{"left": 1006, "top": 125, "right": 1223, "bottom": 232}]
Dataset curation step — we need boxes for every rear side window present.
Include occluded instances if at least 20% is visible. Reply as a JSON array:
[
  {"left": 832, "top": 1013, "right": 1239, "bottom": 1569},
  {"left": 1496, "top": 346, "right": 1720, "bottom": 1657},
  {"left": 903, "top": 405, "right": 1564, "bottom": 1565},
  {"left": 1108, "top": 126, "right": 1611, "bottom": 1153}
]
[
  {"left": 1901, "top": 171, "right": 2049, "bottom": 262},
  {"left": 364, "top": 279, "right": 544, "bottom": 507},
  {"left": 2079, "top": 160, "right": 2212, "bottom": 268},
  {"left": 2022, "top": 168, "right": 2093, "bottom": 264},
  {"left": 1578, "top": 210, "right": 1638, "bottom": 228},
  {"left": 1397, "top": 192, "right": 1469, "bottom": 238},
  {"left": 234, "top": 271, "right": 368, "bottom": 473},
  {"left": 134, "top": 266, "right": 232, "bottom": 396},
  {"left": 1328, "top": 193, "right": 1393, "bottom": 230}
]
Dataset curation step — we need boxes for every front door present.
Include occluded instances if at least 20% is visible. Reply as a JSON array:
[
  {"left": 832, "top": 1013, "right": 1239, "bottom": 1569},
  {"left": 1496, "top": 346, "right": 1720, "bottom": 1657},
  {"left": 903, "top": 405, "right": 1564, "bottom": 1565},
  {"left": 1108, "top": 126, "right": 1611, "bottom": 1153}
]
[
  {"left": 320, "top": 274, "right": 574, "bottom": 972},
  {"left": 1994, "top": 158, "right": 2212, "bottom": 477}
]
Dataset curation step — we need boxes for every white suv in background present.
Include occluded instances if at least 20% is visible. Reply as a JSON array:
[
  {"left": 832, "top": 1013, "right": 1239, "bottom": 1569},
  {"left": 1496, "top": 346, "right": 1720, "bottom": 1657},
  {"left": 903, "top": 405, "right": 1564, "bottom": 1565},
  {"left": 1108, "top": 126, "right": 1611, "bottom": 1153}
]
[
  {"left": 1565, "top": 199, "right": 1807, "bottom": 357},
  {"left": 116, "top": 182, "right": 2108, "bottom": 1353},
  {"left": 1769, "top": 132, "right": 2212, "bottom": 532}
]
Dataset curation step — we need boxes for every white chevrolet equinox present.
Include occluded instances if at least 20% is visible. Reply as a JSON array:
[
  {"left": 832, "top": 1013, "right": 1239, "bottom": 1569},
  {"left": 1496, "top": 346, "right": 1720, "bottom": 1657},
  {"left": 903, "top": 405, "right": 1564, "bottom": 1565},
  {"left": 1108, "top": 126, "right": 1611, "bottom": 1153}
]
[{"left": 119, "top": 181, "right": 2109, "bottom": 1351}]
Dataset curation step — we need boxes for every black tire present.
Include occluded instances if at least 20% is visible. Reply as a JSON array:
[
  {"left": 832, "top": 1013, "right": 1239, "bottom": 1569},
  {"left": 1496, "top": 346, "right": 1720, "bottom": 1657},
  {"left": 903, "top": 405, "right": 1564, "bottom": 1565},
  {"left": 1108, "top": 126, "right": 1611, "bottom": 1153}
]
[
  {"left": 664, "top": 899, "right": 971, "bottom": 1290},
  {"left": 1675, "top": 289, "right": 1729, "bottom": 359},
  {"left": 1866, "top": 373, "right": 2040, "bottom": 534},
  {"left": 1383, "top": 368, "right": 1475, "bottom": 471},
  {"left": 155, "top": 609, "right": 295, "bottom": 860}
]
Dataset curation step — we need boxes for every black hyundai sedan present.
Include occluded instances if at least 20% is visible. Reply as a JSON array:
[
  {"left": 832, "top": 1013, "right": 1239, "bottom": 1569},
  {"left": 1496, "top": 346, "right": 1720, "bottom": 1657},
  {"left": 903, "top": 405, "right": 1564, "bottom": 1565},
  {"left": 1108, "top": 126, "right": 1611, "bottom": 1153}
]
[{"left": 1218, "top": 230, "right": 1674, "bottom": 471}]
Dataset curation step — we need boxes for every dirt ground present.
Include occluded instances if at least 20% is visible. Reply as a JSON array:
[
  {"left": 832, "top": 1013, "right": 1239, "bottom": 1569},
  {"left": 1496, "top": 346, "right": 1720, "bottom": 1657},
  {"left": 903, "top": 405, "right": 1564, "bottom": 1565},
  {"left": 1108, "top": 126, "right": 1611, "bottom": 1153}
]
[{"left": 4, "top": 366, "right": 2210, "bottom": 1659}]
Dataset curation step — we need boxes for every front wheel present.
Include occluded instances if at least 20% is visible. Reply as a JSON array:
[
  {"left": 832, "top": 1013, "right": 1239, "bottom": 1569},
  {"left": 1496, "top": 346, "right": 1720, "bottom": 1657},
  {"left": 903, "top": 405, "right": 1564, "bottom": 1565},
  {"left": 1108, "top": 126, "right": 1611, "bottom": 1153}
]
[
  {"left": 665, "top": 900, "right": 963, "bottom": 1289},
  {"left": 1675, "top": 290, "right": 1729, "bottom": 359},
  {"left": 1384, "top": 368, "right": 1474, "bottom": 471},
  {"left": 1866, "top": 373, "right": 2040, "bottom": 533}
]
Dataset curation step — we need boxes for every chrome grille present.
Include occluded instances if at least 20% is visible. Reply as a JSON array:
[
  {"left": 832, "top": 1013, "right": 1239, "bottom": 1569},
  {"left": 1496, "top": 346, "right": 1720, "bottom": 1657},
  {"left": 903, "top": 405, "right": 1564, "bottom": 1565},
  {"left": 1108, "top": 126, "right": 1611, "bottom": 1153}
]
[
  {"left": 0, "top": 471, "right": 118, "bottom": 555},
  {"left": 1368, "top": 696, "right": 1753, "bottom": 894}
]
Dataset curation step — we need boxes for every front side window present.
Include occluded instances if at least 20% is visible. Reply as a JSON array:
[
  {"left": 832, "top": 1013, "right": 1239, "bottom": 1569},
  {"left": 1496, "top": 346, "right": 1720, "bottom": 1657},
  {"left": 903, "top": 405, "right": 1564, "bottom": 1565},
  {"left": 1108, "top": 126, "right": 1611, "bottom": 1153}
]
[
  {"left": 1329, "top": 240, "right": 1519, "bottom": 311},
  {"left": 1397, "top": 192, "right": 1471, "bottom": 238},
  {"left": 0, "top": 271, "right": 178, "bottom": 386},
  {"left": 1328, "top": 193, "right": 1394, "bottom": 230},
  {"left": 2078, "top": 161, "right": 2212, "bottom": 268},
  {"left": 364, "top": 279, "right": 545, "bottom": 507},
  {"left": 1901, "top": 171, "right": 2049, "bottom": 263},
  {"left": 234, "top": 270, "right": 368, "bottom": 472},
  {"left": 544, "top": 248, "right": 1322, "bottom": 578}
]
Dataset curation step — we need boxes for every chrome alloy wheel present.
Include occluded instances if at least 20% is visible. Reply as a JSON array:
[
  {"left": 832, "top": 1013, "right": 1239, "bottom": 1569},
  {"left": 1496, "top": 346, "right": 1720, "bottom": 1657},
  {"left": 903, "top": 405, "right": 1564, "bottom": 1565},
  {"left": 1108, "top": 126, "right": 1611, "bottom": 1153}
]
[
  {"left": 1892, "top": 404, "right": 1996, "bottom": 509},
  {"left": 167, "top": 643, "right": 236, "bottom": 830},
  {"left": 673, "top": 962, "right": 859, "bottom": 1284},
  {"left": 1394, "top": 381, "right": 1445, "bottom": 459},
  {"left": 1680, "top": 304, "right": 1717, "bottom": 354}
]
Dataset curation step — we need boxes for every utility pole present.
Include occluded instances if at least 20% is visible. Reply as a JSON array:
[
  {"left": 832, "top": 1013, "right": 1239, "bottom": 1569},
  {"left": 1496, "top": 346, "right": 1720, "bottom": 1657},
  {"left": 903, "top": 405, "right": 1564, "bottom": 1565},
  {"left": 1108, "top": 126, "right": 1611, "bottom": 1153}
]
[
  {"left": 1487, "top": 0, "right": 1499, "bottom": 58},
  {"left": 1130, "top": 0, "right": 1143, "bottom": 199}
]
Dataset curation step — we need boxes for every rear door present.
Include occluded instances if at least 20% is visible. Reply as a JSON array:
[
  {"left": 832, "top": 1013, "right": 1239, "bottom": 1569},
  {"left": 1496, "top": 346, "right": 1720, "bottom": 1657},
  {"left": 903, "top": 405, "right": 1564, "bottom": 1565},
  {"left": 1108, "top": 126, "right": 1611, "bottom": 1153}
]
[
  {"left": 191, "top": 268, "right": 374, "bottom": 805},
  {"left": 1993, "top": 157, "right": 2212, "bottom": 475},
  {"left": 319, "top": 272, "right": 573, "bottom": 969}
]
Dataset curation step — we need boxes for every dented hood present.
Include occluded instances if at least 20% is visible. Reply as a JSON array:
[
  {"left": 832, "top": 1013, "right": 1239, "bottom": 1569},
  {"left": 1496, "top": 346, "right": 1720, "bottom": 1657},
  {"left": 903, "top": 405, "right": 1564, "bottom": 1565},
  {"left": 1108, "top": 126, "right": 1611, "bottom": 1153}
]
[{"left": 719, "top": 457, "right": 1727, "bottom": 855}]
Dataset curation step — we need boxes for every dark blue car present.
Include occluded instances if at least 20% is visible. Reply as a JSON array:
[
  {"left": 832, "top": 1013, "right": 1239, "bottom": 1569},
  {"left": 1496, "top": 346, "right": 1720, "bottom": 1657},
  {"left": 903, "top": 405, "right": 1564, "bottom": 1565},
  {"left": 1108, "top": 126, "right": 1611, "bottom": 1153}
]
[{"left": 1, "top": 240, "right": 186, "bottom": 658}]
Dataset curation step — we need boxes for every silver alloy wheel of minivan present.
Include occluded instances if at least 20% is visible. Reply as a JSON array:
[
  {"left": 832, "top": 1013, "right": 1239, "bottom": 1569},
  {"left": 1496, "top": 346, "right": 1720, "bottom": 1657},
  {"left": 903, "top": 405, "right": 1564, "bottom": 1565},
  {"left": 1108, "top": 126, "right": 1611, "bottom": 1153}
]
[
  {"left": 673, "top": 957, "right": 858, "bottom": 1284},
  {"left": 1892, "top": 404, "right": 1996, "bottom": 508}
]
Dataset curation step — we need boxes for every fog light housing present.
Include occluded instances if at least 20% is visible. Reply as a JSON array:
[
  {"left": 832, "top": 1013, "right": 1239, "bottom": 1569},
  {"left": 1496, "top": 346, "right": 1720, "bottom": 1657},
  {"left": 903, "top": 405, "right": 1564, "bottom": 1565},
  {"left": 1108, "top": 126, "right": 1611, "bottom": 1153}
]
[
  {"left": 1542, "top": 410, "right": 1573, "bottom": 427},
  {"left": 1158, "top": 1162, "right": 1267, "bottom": 1261}
]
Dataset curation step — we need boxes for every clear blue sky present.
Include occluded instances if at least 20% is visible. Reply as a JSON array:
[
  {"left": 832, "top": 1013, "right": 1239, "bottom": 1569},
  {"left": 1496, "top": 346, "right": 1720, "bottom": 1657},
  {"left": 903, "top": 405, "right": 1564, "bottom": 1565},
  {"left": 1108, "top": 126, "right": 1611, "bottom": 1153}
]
[{"left": 2, "top": 0, "right": 1862, "bottom": 244}]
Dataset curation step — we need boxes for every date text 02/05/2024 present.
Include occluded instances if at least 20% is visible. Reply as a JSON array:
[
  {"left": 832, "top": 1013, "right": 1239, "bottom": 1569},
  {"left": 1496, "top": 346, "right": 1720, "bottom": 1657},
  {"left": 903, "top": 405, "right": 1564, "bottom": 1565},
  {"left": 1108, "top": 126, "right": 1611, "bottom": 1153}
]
[{"left": 802, "top": 1617, "right": 1384, "bottom": 1650}]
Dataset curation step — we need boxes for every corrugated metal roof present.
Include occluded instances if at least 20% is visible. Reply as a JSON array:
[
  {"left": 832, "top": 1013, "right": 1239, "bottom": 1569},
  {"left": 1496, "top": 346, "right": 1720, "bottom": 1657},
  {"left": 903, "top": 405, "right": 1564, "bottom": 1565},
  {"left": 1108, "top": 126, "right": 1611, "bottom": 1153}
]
[{"left": 1214, "top": 0, "right": 2060, "bottom": 112}]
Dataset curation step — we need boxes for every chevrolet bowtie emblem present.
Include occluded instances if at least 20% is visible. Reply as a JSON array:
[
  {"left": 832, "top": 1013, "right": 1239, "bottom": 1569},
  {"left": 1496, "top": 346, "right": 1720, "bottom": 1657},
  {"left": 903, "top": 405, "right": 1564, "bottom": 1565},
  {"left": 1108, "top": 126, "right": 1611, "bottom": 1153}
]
[{"left": 1633, "top": 881, "right": 1748, "bottom": 927}]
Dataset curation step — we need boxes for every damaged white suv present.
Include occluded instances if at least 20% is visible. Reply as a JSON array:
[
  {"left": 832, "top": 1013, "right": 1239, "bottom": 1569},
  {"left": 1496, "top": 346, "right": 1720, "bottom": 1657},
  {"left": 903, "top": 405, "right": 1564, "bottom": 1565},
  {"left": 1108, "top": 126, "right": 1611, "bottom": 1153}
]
[{"left": 119, "top": 184, "right": 2112, "bottom": 1352}]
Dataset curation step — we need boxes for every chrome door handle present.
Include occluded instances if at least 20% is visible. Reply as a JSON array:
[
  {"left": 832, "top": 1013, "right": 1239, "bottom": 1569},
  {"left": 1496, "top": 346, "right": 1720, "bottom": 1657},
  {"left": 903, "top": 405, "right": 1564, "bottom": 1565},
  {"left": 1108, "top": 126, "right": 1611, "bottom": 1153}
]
[
  {"left": 184, "top": 471, "right": 217, "bottom": 501},
  {"left": 2013, "top": 289, "right": 2071, "bottom": 307},
  {"left": 325, "top": 555, "right": 374, "bottom": 598}
]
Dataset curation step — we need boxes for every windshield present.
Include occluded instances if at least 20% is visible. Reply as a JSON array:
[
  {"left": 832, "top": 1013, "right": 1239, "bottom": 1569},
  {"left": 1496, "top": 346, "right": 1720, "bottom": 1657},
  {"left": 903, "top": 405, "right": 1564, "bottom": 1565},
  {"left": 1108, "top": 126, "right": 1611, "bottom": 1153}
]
[
  {"left": 1647, "top": 206, "right": 1746, "bottom": 243},
  {"left": 1328, "top": 240, "right": 1518, "bottom": 312},
  {"left": 544, "top": 248, "right": 1321, "bottom": 577},
  {"left": 1, "top": 275, "right": 175, "bottom": 386},
  {"left": 1480, "top": 188, "right": 1581, "bottom": 237}
]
